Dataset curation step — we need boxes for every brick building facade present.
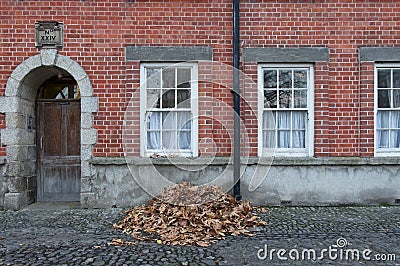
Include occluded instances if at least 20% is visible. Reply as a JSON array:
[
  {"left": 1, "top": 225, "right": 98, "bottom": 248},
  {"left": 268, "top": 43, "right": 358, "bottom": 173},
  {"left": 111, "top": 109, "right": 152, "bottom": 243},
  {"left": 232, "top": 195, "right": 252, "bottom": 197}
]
[{"left": 0, "top": 0, "right": 400, "bottom": 209}]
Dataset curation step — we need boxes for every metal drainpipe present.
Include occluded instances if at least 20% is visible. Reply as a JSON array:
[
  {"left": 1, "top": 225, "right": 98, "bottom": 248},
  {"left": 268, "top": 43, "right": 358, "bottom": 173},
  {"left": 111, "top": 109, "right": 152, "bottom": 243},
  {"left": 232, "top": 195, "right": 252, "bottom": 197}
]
[{"left": 232, "top": 0, "right": 241, "bottom": 200}]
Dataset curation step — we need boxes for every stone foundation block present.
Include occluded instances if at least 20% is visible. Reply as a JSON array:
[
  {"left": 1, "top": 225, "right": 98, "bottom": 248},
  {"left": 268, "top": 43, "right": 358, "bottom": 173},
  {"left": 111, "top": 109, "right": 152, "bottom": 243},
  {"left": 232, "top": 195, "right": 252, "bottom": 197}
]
[
  {"left": 80, "top": 192, "right": 96, "bottom": 208},
  {"left": 4, "top": 192, "right": 28, "bottom": 210}
]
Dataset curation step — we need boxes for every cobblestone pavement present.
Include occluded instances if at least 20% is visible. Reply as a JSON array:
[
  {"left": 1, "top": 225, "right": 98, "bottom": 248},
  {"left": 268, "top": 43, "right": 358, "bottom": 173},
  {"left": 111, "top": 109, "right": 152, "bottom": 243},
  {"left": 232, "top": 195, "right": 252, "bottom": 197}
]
[{"left": 0, "top": 204, "right": 399, "bottom": 265}]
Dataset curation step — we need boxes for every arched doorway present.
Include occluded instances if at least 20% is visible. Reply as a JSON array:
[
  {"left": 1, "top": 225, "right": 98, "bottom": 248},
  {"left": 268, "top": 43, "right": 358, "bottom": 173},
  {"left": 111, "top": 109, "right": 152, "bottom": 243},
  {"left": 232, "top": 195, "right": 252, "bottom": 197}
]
[
  {"left": 36, "top": 76, "right": 81, "bottom": 201},
  {"left": 0, "top": 49, "right": 97, "bottom": 210}
]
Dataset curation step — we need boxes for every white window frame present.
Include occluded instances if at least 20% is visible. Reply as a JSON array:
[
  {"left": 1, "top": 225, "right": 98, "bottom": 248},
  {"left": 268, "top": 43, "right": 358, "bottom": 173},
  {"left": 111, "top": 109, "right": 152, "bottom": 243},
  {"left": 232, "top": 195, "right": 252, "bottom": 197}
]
[
  {"left": 258, "top": 63, "right": 314, "bottom": 157},
  {"left": 374, "top": 63, "right": 400, "bottom": 157},
  {"left": 140, "top": 62, "right": 198, "bottom": 157}
]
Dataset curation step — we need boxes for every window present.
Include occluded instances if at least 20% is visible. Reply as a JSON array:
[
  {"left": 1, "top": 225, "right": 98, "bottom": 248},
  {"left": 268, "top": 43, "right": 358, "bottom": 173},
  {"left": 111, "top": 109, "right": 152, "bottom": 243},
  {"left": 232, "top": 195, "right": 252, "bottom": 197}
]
[
  {"left": 38, "top": 77, "right": 80, "bottom": 100},
  {"left": 375, "top": 65, "right": 400, "bottom": 156},
  {"left": 258, "top": 64, "right": 314, "bottom": 157},
  {"left": 140, "top": 63, "right": 198, "bottom": 157}
]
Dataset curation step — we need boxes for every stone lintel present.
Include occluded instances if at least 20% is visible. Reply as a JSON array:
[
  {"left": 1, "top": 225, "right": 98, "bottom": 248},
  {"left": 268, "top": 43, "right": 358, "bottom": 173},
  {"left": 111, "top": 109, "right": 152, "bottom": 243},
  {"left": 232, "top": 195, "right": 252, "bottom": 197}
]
[
  {"left": 243, "top": 47, "right": 329, "bottom": 63},
  {"left": 126, "top": 46, "right": 213, "bottom": 61},
  {"left": 360, "top": 47, "right": 400, "bottom": 62}
]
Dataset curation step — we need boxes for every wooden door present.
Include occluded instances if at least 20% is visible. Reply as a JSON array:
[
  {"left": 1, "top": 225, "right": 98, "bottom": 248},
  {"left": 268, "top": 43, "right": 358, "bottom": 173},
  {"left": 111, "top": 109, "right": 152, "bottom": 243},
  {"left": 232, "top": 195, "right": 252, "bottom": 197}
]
[{"left": 37, "top": 100, "right": 81, "bottom": 201}]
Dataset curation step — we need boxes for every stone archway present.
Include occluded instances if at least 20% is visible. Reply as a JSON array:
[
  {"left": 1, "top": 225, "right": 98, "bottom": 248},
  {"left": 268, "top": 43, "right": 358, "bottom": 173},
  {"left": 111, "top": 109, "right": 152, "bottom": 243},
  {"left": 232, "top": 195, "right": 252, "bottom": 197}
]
[{"left": 0, "top": 49, "right": 98, "bottom": 210}]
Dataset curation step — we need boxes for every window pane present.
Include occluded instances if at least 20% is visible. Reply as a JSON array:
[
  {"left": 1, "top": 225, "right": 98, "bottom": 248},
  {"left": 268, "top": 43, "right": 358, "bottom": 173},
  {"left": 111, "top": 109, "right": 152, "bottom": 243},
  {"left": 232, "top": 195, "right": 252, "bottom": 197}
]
[
  {"left": 277, "top": 112, "right": 290, "bottom": 129},
  {"left": 162, "top": 89, "right": 175, "bottom": 108},
  {"left": 277, "top": 111, "right": 290, "bottom": 145},
  {"left": 177, "top": 112, "right": 191, "bottom": 130},
  {"left": 147, "top": 89, "right": 160, "bottom": 109},
  {"left": 279, "top": 70, "right": 292, "bottom": 88},
  {"left": 294, "top": 70, "right": 307, "bottom": 88},
  {"left": 162, "top": 112, "right": 176, "bottom": 130},
  {"left": 162, "top": 131, "right": 176, "bottom": 150},
  {"left": 147, "top": 68, "right": 161, "bottom": 88},
  {"left": 378, "top": 69, "right": 391, "bottom": 88},
  {"left": 292, "top": 111, "right": 306, "bottom": 129},
  {"left": 55, "top": 87, "right": 68, "bottom": 99},
  {"left": 393, "top": 69, "right": 400, "bottom": 88},
  {"left": 293, "top": 90, "right": 307, "bottom": 108},
  {"left": 147, "top": 131, "right": 161, "bottom": 149},
  {"left": 390, "top": 130, "right": 400, "bottom": 148},
  {"left": 162, "top": 68, "right": 175, "bottom": 88},
  {"left": 292, "top": 130, "right": 305, "bottom": 148},
  {"left": 147, "top": 112, "right": 161, "bottom": 130},
  {"left": 51, "top": 85, "right": 78, "bottom": 99},
  {"left": 264, "top": 90, "right": 277, "bottom": 108},
  {"left": 277, "top": 130, "right": 290, "bottom": 148},
  {"left": 377, "top": 111, "right": 389, "bottom": 129},
  {"left": 263, "top": 130, "right": 275, "bottom": 148},
  {"left": 390, "top": 110, "right": 400, "bottom": 128},
  {"left": 378, "top": 89, "right": 391, "bottom": 108},
  {"left": 263, "top": 111, "right": 276, "bottom": 130},
  {"left": 146, "top": 112, "right": 161, "bottom": 150},
  {"left": 393, "top": 90, "right": 400, "bottom": 108},
  {"left": 73, "top": 85, "right": 81, "bottom": 99},
  {"left": 377, "top": 129, "right": 389, "bottom": 148},
  {"left": 177, "top": 90, "right": 190, "bottom": 108},
  {"left": 264, "top": 70, "right": 277, "bottom": 88},
  {"left": 177, "top": 68, "right": 191, "bottom": 88},
  {"left": 279, "top": 90, "right": 292, "bottom": 108},
  {"left": 178, "top": 131, "right": 191, "bottom": 149}
]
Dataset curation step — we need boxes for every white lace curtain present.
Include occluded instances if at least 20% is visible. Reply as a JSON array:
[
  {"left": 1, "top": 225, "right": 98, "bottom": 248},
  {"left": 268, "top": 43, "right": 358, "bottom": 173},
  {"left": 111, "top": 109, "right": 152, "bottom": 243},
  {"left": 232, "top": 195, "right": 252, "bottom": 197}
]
[
  {"left": 263, "top": 111, "right": 306, "bottom": 148},
  {"left": 147, "top": 111, "right": 191, "bottom": 151},
  {"left": 377, "top": 110, "right": 400, "bottom": 148}
]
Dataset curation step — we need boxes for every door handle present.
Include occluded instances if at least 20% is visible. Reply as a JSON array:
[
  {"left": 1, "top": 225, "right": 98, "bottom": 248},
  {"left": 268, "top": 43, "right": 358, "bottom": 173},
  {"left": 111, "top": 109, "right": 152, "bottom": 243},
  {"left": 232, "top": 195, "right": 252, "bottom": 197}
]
[{"left": 40, "top": 136, "right": 44, "bottom": 150}]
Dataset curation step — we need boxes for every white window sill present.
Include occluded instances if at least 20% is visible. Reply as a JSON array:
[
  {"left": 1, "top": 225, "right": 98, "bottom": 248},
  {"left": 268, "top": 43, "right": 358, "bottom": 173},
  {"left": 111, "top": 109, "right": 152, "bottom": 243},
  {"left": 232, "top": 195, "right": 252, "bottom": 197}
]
[
  {"left": 144, "top": 151, "right": 194, "bottom": 158},
  {"left": 260, "top": 148, "right": 312, "bottom": 158},
  {"left": 374, "top": 150, "right": 400, "bottom": 157}
]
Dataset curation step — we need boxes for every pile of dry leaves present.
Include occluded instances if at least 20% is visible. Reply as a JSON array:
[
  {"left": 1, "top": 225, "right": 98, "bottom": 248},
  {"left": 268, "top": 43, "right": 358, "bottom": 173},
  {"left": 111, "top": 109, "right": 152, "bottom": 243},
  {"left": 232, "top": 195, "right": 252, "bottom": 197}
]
[{"left": 113, "top": 182, "right": 268, "bottom": 247}]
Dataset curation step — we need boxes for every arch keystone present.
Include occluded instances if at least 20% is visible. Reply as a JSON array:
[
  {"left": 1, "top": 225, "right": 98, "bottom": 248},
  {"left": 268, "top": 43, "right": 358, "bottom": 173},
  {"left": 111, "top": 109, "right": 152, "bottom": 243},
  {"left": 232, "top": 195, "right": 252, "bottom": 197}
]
[{"left": 40, "top": 49, "right": 58, "bottom": 66}]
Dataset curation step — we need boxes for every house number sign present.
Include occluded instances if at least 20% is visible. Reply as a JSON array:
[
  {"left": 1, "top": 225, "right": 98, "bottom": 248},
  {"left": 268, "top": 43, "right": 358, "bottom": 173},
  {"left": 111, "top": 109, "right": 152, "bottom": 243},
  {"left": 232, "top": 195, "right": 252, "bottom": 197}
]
[{"left": 35, "top": 21, "right": 63, "bottom": 47}]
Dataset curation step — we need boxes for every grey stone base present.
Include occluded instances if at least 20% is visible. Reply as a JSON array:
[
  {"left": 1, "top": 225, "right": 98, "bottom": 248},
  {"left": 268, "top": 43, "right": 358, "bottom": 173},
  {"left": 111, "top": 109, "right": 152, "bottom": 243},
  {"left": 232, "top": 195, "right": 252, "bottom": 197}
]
[
  {"left": 86, "top": 157, "right": 400, "bottom": 208},
  {"left": 1, "top": 156, "right": 399, "bottom": 209},
  {"left": 80, "top": 164, "right": 153, "bottom": 208},
  {"left": 241, "top": 164, "right": 400, "bottom": 206}
]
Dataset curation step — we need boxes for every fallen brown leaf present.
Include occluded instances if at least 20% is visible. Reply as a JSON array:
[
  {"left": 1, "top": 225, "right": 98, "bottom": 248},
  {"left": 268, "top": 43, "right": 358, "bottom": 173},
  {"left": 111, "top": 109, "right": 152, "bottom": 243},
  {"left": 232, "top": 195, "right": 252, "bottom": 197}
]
[
  {"left": 108, "top": 239, "right": 137, "bottom": 246},
  {"left": 113, "top": 182, "right": 268, "bottom": 246}
]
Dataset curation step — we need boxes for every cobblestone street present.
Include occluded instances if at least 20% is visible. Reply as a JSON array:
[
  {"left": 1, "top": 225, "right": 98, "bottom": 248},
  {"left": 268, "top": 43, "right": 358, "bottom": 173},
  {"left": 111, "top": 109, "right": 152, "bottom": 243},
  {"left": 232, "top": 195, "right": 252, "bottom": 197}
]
[{"left": 0, "top": 205, "right": 399, "bottom": 265}]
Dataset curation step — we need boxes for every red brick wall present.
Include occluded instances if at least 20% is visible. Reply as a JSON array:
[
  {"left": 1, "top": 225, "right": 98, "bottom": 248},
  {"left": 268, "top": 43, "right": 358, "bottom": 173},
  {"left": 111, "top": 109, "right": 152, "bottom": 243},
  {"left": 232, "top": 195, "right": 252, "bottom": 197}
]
[
  {"left": 240, "top": 0, "right": 400, "bottom": 157},
  {"left": 359, "top": 61, "right": 375, "bottom": 157},
  {"left": 1, "top": 0, "right": 400, "bottom": 158}
]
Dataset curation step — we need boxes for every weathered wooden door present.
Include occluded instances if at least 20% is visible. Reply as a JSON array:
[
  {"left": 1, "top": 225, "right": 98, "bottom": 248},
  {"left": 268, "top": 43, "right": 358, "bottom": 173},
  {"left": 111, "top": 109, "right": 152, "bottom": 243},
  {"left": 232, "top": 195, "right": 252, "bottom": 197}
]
[{"left": 37, "top": 100, "right": 81, "bottom": 201}]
